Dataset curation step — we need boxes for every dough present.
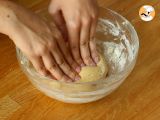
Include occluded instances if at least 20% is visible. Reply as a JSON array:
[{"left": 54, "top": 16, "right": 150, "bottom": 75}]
[
  {"left": 62, "top": 54, "right": 108, "bottom": 92},
  {"left": 26, "top": 53, "right": 108, "bottom": 93},
  {"left": 78, "top": 54, "right": 108, "bottom": 83}
]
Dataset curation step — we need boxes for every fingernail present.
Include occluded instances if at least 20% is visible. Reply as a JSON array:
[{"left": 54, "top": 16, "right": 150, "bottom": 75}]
[
  {"left": 75, "top": 75, "right": 81, "bottom": 81},
  {"left": 94, "top": 56, "right": 100, "bottom": 64},
  {"left": 76, "top": 66, "right": 81, "bottom": 73},
  {"left": 81, "top": 63, "right": 85, "bottom": 67}
]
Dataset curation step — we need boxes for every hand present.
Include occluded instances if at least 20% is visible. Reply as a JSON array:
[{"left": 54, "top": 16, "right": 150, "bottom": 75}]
[
  {"left": 49, "top": 0, "right": 100, "bottom": 67},
  {"left": 3, "top": 1, "right": 80, "bottom": 82}
]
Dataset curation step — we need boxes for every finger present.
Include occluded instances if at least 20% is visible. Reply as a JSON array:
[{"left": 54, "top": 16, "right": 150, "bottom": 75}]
[
  {"left": 64, "top": 17, "right": 84, "bottom": 67},
  {"left": 53, "top": 29, "right": 81, "bottom": 73},
  {"left": 42, "top": 52, "right": 70, "bottom": 81},
  {"left": 49, "top": 40, "right": 80, "bottom": 81},
  {"left": 90, "top": 15, "right": 99, "bottom": 63},
  {"left": 50, "top": 10, "right": 68, "bottom": 41},
  {"left": 89, "top": 39, "right": 99, "bottom": 64},
  {"left": 90, "top": 13, "right": 98, "bottom": 42},
  {"left": 80, "top": 17, "right": 96, "bottom": 66},
  {"left": 29, "top": 56, "right": 48, "bottom": 76}
]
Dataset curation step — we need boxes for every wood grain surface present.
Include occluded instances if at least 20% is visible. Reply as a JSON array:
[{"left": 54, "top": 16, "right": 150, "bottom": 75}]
[{"left": 0, "top": 0, "right": 160, "bottom": 120}]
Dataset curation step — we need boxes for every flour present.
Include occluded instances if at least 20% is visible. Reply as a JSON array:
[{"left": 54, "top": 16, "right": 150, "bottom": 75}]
[
  {"left": 97, "top": 19, "right": 120, "bottom": 36},
  {"left": 97, "top": 18, "right": 135, "bottom": 72}
]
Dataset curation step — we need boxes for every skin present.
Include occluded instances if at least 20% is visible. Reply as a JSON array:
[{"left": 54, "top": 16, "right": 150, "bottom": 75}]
[
  {"left": 0, "top": 0, "right": 99, "bottom": 82},
  {"left": 49, "top": 0, "right": 100, "bottom": 66},
  {"left": 0, "top": 1, "right": 80, "bottom": 82}
]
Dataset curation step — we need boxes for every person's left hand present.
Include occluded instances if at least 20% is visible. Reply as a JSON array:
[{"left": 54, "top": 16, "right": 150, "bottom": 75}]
[{"left": 49, "top": 0, "right": 100, "bottom": 67}]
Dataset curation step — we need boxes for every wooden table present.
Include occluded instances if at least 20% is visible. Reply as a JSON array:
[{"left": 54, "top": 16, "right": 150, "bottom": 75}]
[{"left": 0, "top": 0, "right": 160, "bottom": 120}]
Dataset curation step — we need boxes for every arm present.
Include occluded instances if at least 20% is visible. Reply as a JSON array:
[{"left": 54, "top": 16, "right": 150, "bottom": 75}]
[
  {"left": 0, "top": 0, "right": 80, "bottom": 82},
  {"left": 0, "top": 1, "right": 17, "bottom": 36}
]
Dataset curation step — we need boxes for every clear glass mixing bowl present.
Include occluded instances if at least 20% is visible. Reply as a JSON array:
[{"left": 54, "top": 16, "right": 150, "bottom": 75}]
[{"left": 16, "top": 7, "right": 139, "bottom": 103}]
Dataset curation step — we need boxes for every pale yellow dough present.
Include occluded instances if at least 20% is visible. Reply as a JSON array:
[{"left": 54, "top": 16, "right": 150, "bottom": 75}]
[
  {"left": 29, "top": 53, "right": 108, "bottom": 92},
  {"left": 63, "top": 54, "right": 108, "bottom": 92},
  {"left": 78, "top": 54, "right": 108, "bottom": 83}
]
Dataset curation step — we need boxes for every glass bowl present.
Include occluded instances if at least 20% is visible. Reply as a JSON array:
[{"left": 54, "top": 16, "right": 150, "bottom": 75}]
[{"left": 16, "top": 7, "right": 139, "bottom": 103}]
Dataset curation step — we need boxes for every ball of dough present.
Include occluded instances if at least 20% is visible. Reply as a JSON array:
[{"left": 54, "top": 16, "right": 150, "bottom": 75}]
[
  {"left": 60, "top": 54, "right": 108, "bottom": 92},
  {"left": 78, "top": 54, "right": 108, "bottom": 83},
  {"left": 27, "top": 53, "right": 108, "bottom": 93}
]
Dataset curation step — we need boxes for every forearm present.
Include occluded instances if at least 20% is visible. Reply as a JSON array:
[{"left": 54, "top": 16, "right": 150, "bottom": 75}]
[{"left": 0, "top": 0, "right": 18, "bottom": 36}]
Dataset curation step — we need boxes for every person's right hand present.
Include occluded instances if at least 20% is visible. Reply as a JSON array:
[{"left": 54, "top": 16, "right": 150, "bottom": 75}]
[
  {"left": 49, "top": 0, "right": 99, "bottom": 67},
  {"left": 2, "top": 1, "right": 81, "bottom": 82}
]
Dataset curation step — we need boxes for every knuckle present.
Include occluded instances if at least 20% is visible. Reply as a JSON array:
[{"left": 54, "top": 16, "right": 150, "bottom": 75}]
[
  {"left": 82, "top": 17, "right": 91, "bottom": 25},
  {"left": 68, "top": 21, "right": 79, "bottom": 29},
  {"left": 38, "top": 45, "right": 48, "bottom": 55},
  {"left": 76, "top": 58, "right": 83, "bottom": 64},
  {"left": 37, "top": 66, "right": 45, "bottom": 72},
  {"left": 71, "top": 45, "right": 78, "bottom": 51},
  {"left": 84, "top": 55, "right": 91, "bottom": 61},
  {"left": 28, "top": 53, "right": 36, "bottom": 59},
  {"left": 57, "top": 59, "right": 65, "bottom": 66},
  {"left": 91, "top": 13, "right": 98, "bottom": 20},
  {"left": 80, "top": 40, "right": 89, "bottom": 46},
  {"left": 67, "top": 65, "right": 72, "bottom": 72},
  {"left": 37, "top": 67, "right": 48, "bottom": 76},
  {"left": 47, "top": 64, "right": 57, "bottom": 71},
  {"left": 90, "top": 38, "right": 95, "bottom": 42},
  {"left": 62, "top": 62, "right": 72, "bottom": 72},
  {"left": 48, "top": 41, "right": 56, "bottom": 48}
]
